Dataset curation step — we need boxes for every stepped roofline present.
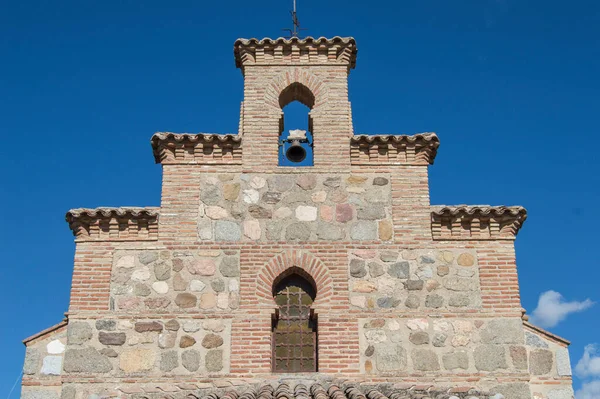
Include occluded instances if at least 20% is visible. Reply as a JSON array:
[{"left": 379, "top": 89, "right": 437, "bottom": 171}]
[
  {"left": 66, "top": 207, "right": 159, "bottom": 241},
  {"left": 234, "top": 36, "right": 357, "bottom": 70}
]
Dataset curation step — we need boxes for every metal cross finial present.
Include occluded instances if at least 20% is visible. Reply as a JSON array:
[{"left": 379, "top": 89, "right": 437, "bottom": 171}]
[{"left": 283, "top": 0, "right": 307, "bottom": 38}]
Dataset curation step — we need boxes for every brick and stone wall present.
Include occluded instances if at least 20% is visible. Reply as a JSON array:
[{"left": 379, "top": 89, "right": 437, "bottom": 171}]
[{"left": 21, "top": 37, "right": 574, "bottom": 399}]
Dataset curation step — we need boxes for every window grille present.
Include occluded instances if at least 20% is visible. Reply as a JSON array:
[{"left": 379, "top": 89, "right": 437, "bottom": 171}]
[{"left": 272, "top": 274, "right": 317, "bottom": 372}]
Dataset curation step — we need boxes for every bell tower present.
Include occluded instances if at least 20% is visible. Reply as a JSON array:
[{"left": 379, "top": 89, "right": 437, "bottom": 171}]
[{"left": 234, "top": 37, "right": 357, "bottom": 172}]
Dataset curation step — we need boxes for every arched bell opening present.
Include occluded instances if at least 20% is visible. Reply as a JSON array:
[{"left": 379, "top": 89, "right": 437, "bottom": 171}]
[
  {"left": 271, "top": 267, "right": 318, "bottom": 372},
  {"left": 278, "top": 83, "right": 314, "bottom": 167}
]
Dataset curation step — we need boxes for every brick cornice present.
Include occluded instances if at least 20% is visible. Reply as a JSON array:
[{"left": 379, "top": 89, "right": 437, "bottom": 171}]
[
  {"left": 431, "top": 205, "right": 527, "bottom": 240},
  {"left": 66, "top": 207, "right": 159, "bottom": 242},
  {"left": 151, "top": 132, "right": 242, "bottom": 165},
  {"left": 350, "top": 133, "right": 439, "bottom": 166},
  {"left": 234, "top": 36, "right": 357, "bottom": 71}
]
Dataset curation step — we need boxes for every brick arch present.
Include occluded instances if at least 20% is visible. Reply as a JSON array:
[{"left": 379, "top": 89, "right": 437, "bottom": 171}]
[
  {"left": 255, "top": 250, "right": 333, "bottom": 308},
  {"left": 263, "top": 68, "right": 330, "bottom": 113}
]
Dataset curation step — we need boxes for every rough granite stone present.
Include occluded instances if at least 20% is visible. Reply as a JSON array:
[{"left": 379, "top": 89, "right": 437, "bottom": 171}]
[
  {"left": 165, "top": 319, "right": 180, "bottom": 331},
  {"left": 373, "top": 177, "right": 388, "bottom": 186},
  {"left": 133, "top": 283, "right": 151, "bottom": 296},
  {"left": 409, "top": 331, "right": 430, "bottom": 345},
  {"left": 297, "top": 175, "right": 317, "bottom": 190},
  {"left": 449, "top": 294, "right": 470, "bottom": 307},
  {"left": 67, "top": 322, "right": 92, "bottom": 345},
  {"left": 432, "top": 333, "right": 447, "bottom": 347},
  {"left": 64, "top": 348, "right": 112, "bottom": 373},
  {"left": 205, "top": 349, "right": 223, "bottom": 372},
  {"left": 369, "top": 262, "right": 385, "bottom": 278},
  {"left": 525, "top": 331, "right": 550, "bottom": 348},
  {"left": 350, "top": 221, "right": 377, "bottom": 240},
  {"left": 481, "top": 319, "right": 524, "bottom": 344},
  {"left": 138, "top": 251, "right": 158, "bottom": 265},
  {"left": 457, "top": 253, "right": 475, "bottom": 266},
  {"left": 154, "top": 261, "right": 171, "bottom": 281},
  {"left": 412, "top": 349, "right": 440, "bottom": 371},
  {"left": 357, "top": 204, "right": 385, "bottom": 220},
  {"left": 285, "top": 223, "right": 311, "bottom": 240},
  {"left": 98, "top": 332, "right": 126, "bottom": 346},
  {"left": 336, "top": 203, "right": 353, "bottom": 223},
  {"left": 529, "top": 349, "right": 554, "bottom": 375},
  {"left": 349, "top": 259, "right": 367, "bottom": 277},
  {"left": 22, "top": 390, "right": 59, "bottom": 399},
  {"left": 180, "top": 335, "right": 196, "bottom": 348},
  {"left": 181, "top": 350, "right": 201, "bottom": 372},
  {"left": 175, "top": 293, "right": 198, "bottom": 308},
  {"left": 316, "top": 222, "right": 343, "bottom": 240},
  {"left": 202, "top": 333, "right": 224, "bottom": 349},
  {"left": 474, "top": 345, "right": 508, "bottom": 371},
  {"left": 491, "top": 383, "right": 531, "bottom": 399},
  {"left": 95, "top": 319, "right": 116, "bottom": 331},
  {"left": 23, "top": 348, "right": 40, "bottom": 375},
  {"left": 388, "top": 262, "right": 410, "bottom": 278},
  {"left": 375, "top": 344, "right": 407, "bottom": 371},
  {"left": 214, "top": 221, "right": 241, "bottom": 241},
  {"left": 510, "top": 345, "right": 528, "bottom": 370},
  {"left": 118, "top": 348, "right": 155, "bottom": 373},
  {"left": 134, "top": 321, "right": 163, "bottom": 333},
  {"left": 405, "top": 294, "right": 420, "bottom": 309},
  {"left": 556, "top": 347, "right": 572, "bottom": 376},
  {"left": 201, "top": 185, "right": 222, "bottom": 205},
  {"left": 61, "top": 386, "right": 76, "bottom": 399},
  {"left": 99, "top": 348, "right": 118, "bottom": 358},
  {"left": 248, "top": 205, "right": 272, "bottom": 219},
  {"left": 377, "top": 297, "right": 401, "bottom": 308},
  {"left": 406, "top": 280, "right": 424, "bottom": 290},
  {"left": 365, "top": 345, "right": 375, "bottom": 357},
  {"left": 158, "top": 331, "right": 177, "bottom": 349},
  {"left": 160, "top": 350, "right": 178, "bottom": 372},
  {"left": 220, "top": 256, "right": 240, "bottom": 277},
  {"left": 443, "top": 351, "right": 469, "bottom": 370},
  {"left": 425, "top": 294, "right": 444, "bottom": 308}
]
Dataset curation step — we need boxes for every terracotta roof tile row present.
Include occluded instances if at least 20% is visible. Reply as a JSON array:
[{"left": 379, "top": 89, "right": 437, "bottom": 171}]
[
  {"left": 431, "top": 205, "right": 527, "bottom": 219},
  {"left": 151, "top": 132, "right": 241, "bottom": 164},
  {"left": 204, "top": 383, "right": 492, "bottom": 399}
]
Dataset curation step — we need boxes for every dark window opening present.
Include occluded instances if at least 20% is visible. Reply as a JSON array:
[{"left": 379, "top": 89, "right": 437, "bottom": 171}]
[{"left": 271, "top": 272, "right": 317, "bottom": 372}]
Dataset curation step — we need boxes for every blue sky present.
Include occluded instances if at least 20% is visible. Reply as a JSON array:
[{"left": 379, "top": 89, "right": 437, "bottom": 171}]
[{"left": 1, "top": 0, "right": 599, "bottom": 397}]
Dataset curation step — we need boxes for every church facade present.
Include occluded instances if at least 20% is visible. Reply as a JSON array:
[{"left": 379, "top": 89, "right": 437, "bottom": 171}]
[{"left": 21, "top": 37, "right": 574, "bottom": 399}]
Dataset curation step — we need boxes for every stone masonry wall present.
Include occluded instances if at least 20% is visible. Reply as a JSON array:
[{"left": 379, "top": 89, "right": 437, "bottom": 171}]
[
  {"left": 22, "top": 327, "right": 66, "bottom": 399},
  {"left": 348, "top": 249, "right": 480, "bottom": 310},
  {"left": 197, "top": 173, "right": 392, "bottom": 242},
  {"left": 111, "top": 250, "right": 240, "bottom": 312},
  {"left": 62, "top": 318, "right": 231, "bottom": 377}
]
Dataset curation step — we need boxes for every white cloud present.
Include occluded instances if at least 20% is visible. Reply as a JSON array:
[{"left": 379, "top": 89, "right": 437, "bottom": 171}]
[
  {"left": 576, "top": 380, "right": 600, "bottom": 399},
  {"left": 529, "top": 290, "right": 594, "bottom": 328},
  {"left": 576, "top": 345, "right": 600, "bottom": 379}
]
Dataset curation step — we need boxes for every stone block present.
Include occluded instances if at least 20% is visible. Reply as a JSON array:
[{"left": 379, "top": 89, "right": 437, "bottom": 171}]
[
  {"left": 206, "top": 349, "right": 223, "bottom": 372},
  {"left": 350, "top": 221, "right": 377, "bottom": 240},
  {"left": 375, "top": 344, "right": 407, "bottom": 371},
  {"left": 529, "top": 349, "right": 554, "bottom": 375},
  {"left": 23, "top": 348, "right": 40, "bottom": 375},
  {"left": 119, "top": 348, "right": 156, "bottom": 373},
  {"left": 368, "top": 262, "right": 384, "bottom": 278},
  {"left": 160, "top": 350, "right": 178, "bottom": 372},
  {"left": 525, "top": 331, "right": 549, "bottom": 348},
  {"left": 95, "top": 320, "right": 116, "bottom": 331},
  {"left": 175, "top": 293, "right": 198, "bottom": 308},
  {"left": 215, "top": 221, "right": 241, "bottom": 241},
  {"left": 556, "top": 347, "right": 572, "bottom": 376},
  {"left": 357, "top": 204, "right": 385, "bottom": 220},
  {"left": 377, "top": 297, "right": 400, "bottom": 308},
  {"left": 285, "top": 223, "right": 311, "bottom": 240},
  {"left": 182, "top": 350, "right": 201, "bottom": 372},
  {"left": 349, "top": 259, "right": 367, "bottom": 277},
  {"left": 491, "top": 383, "right": 531, "bottom": 399},
  {"left": 442, "top": 351, "right": 469, "bottom": 370},
  {"left": 406, "top": 280, "right": 424, "bottom": 290},
  {"left": 425, "top": 294, "right": 444, "bottom": 308},
  {"left": 22, "top": 390, "right": 59, "bottom": 399},
  {"left": 405, "top": 294, "right": 420, "bottom": 309},
  {"left": 510, "top": 345, "right": 528, "bottom": 370},
  {"left": 388, "top": 262, "right": 410, "bottom": 278},
  {"left": 409, "top": 331, "right": 429, "bottom": 345},
  {"left": 202, "top": 333, "right": 224, "bottom": 349},
  {"left": 411, "top": 349, "right": 440, "bottom": 371},
  {"left": 67, "top": 322, "right": 92, "bottom": 345},
  {"left": 480, "top": 319, "right": 524, "bottom": 344},
  {"left": 98, "top": 332, "right": 126, "bottom": 346},
  {"left": 134, "top": 321, "right": 163, "bottom": 333},
  {"left": 64, "top": 348, "right": 112, "bottom": 373},
  {"left": 41, "top": 356, "right": 62, "bottom": 375},
  {"left": 474, "top": 345, "right": 507, "bottom": 371}
]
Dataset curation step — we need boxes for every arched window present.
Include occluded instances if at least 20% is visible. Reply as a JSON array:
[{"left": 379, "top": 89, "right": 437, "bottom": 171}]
[
  {"left": 278, "top": 83, "right": 314, "bottom": 167},
  {"left": 271, "top": 269, "right": 318, "bottom": 372}
]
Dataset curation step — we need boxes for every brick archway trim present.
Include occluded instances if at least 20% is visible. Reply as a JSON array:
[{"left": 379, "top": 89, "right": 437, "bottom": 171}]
[
  {"left": 263, "top": 68, "right": 330, "bottom": 113},
  {"left": 256, "top": 249, "right": 333, "bottom": 308}
]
